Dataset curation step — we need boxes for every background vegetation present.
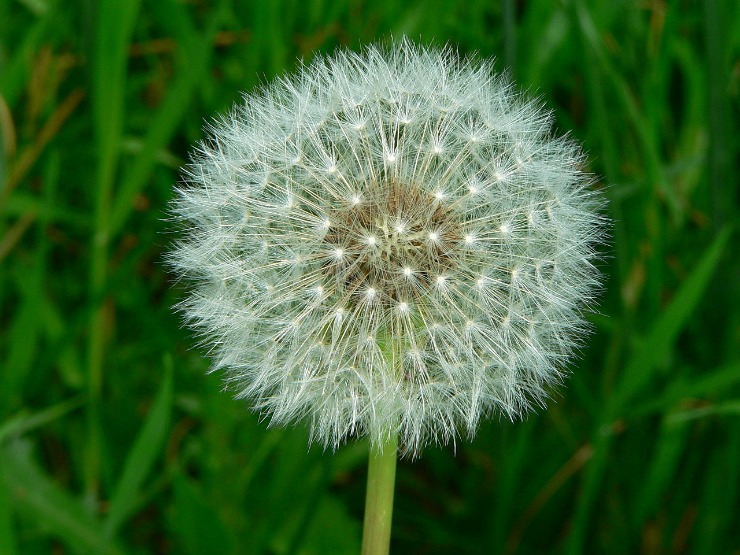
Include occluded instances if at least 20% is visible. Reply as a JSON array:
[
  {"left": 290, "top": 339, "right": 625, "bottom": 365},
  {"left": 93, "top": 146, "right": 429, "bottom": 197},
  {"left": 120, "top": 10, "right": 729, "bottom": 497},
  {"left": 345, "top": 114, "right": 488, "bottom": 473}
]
[{"left": 1, "top": 0, "right": 738, "bottom": 553}]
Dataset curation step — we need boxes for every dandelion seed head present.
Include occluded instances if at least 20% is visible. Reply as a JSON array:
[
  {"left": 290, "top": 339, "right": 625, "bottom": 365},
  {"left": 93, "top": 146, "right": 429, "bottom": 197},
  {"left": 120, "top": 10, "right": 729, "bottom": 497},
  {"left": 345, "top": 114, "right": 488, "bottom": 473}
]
[{"left": 169, "top": 39, "right": 607, "bottom": 457}]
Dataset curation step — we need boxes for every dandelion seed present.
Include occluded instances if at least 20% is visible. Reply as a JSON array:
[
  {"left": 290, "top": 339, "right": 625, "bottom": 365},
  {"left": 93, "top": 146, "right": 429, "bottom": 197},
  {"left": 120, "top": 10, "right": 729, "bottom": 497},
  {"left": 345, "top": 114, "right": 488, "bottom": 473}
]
[{"left": 168, "top": 39, "right": 607, "bottom": 457}]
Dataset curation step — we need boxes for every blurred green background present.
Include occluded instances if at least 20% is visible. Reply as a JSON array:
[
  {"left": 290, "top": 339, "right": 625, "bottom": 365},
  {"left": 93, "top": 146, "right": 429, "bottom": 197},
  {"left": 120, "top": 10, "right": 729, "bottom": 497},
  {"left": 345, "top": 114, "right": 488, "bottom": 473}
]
[{"left": 1, "top": 0, "right": 738, "bottom": 553}]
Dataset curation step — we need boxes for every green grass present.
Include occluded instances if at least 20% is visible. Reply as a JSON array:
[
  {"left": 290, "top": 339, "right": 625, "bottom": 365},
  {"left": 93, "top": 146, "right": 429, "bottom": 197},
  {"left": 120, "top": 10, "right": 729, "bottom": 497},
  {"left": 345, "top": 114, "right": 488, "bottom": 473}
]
[{"left": 1, "top": 1, "right": 738, "bottom": 553}]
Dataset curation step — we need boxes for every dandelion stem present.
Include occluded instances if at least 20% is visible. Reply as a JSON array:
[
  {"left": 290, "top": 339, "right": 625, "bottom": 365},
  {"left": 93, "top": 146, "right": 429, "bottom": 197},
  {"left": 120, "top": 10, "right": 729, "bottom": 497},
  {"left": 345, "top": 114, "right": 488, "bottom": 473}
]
[{"left": 361, "top": 430, "right": 398, "bottom": 555}]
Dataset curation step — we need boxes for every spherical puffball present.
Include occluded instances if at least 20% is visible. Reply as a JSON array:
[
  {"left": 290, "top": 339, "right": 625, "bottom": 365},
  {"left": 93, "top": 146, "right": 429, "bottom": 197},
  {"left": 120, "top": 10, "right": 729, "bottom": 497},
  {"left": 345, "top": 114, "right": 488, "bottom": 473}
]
[{"left": 168, "top": 39, "right": 606, "bottom": 456}]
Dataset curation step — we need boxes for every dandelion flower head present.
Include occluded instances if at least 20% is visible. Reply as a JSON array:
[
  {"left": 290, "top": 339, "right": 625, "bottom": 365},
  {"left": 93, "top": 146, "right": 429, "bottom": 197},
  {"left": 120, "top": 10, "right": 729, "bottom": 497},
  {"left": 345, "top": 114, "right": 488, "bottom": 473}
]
[{"left": 169, "top": 40, "right": 605, "bottom": 456}]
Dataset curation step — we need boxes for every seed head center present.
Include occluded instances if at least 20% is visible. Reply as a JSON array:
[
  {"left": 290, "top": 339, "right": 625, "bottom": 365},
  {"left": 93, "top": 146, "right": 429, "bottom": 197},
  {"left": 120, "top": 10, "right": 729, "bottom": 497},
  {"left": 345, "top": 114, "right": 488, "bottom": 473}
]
[{"left": 325, "top": 180, "right": 459, "bottom": 302}]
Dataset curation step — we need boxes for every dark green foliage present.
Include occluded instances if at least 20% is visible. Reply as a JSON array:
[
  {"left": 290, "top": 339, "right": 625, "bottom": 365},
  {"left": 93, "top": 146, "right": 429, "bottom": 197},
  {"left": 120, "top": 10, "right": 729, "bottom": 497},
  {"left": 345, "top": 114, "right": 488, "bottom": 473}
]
[{"left": 0, "top": 0, "right": 737, "bottom": 553}]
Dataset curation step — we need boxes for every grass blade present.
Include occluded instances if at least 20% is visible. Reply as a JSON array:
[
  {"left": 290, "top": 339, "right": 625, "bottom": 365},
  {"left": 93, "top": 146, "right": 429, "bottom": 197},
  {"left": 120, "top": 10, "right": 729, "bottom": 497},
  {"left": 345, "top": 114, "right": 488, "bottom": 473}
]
[
  {"left": 631, "top": 360, "right": 740, "bottom": 419},
  {"left": 0, "top": 457, "right": 17, "bottom": 555},
  {"left": 169, "top": 474, "right": 233, "bottom": 555},
  {"left": 103, "top": 358, "right": 173, "bottom": 537},
  {"left": 1, "top": 440, "right": 126, "bottom": 555},
  {"left": 108, "top": 0, "right": 218, "bottom": 237},
  {"left": 86, "top": 0, "right": 143, "bottom": 501},
  {"left": 0, "top": 395, "right": 84, "bottom": 444},
  {"left": 614, "top": 225, "right": 733, "bottom": 409},
  {"left": 567, "top": 225, "right": 733, "bottom": 554}
]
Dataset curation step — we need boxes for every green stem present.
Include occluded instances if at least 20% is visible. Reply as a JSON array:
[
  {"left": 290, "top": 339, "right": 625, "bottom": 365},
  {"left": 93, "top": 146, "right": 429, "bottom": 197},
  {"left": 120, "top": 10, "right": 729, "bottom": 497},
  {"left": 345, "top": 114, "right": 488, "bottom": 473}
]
[{"left": 361, "top": 430, "right": 398, "bottom": 555}]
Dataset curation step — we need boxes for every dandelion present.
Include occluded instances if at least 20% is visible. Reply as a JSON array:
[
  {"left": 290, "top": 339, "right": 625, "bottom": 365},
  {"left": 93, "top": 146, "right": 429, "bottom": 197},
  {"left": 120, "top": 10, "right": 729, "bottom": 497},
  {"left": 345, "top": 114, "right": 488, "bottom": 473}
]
[{"left": 169, "top": 39, "right": 605, "bottom": 553}]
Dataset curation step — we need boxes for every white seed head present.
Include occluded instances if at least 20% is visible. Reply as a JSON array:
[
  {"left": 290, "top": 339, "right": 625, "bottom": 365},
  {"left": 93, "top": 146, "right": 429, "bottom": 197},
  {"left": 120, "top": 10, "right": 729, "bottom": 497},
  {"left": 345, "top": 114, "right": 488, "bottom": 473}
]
[{"left": 168, "top": 39, "right": 607, "bottom": 457}]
